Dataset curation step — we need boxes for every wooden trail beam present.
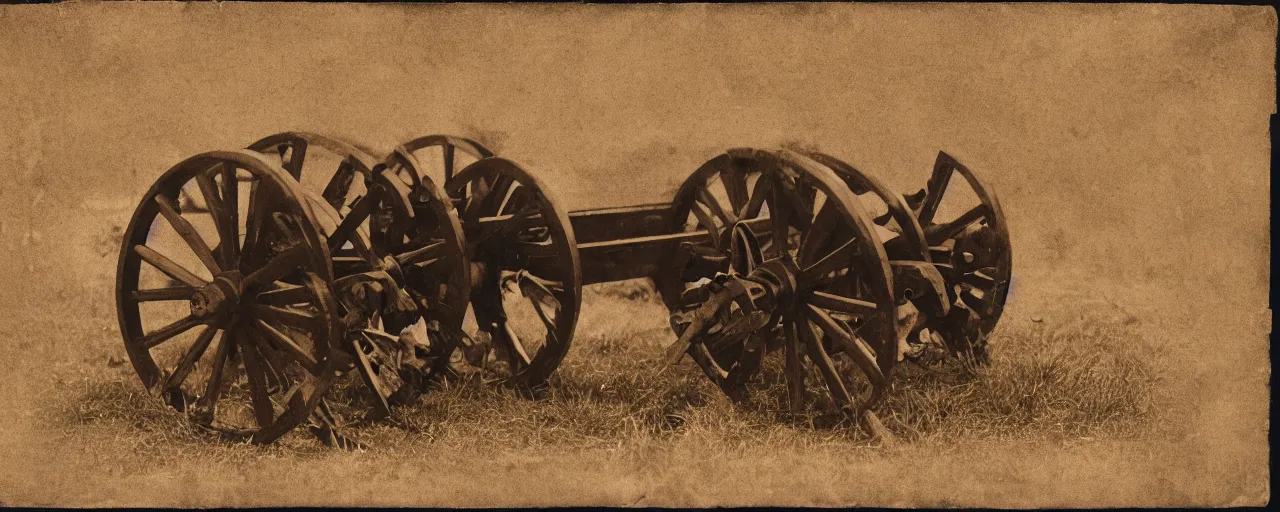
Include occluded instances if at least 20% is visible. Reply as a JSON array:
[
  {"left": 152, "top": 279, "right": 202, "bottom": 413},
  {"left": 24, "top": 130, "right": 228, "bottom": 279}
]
[{"left": 575, "top": 216, "right": 772, "bottom": 285}]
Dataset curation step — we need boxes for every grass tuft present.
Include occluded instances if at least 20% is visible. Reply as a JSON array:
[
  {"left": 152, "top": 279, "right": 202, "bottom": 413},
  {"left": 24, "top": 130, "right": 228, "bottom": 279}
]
[{"left": 42, "top": 289, "right": 1164, "bottom": 457}]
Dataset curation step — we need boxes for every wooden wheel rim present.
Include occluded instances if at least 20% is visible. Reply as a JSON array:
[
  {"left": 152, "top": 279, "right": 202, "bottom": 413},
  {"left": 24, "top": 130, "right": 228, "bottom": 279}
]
[
  {"left": 446, "top": 157, "right": 582, "bottom": 389},
  {"left": 661, "top": 147, "right": 898, "bottom": 405},
  {"left": 806, "top": 152, "right": 930, "bottom": 264},
  {"left": 115, "top": 149, "right": 340, "bottom": 442},
  {"left": 916, "top": 152, "right": 1012, "bottom": 337},
  {"left": 377, "top": 141, "right": 475, "bottom": 369},
  {"left": 396, "top": 134, "right": 495, "bottom": 184}
]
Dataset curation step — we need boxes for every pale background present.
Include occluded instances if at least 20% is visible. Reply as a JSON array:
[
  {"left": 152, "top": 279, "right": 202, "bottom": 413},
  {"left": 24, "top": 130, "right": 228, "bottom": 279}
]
[{"left": 0, "top": 3, "right": 1272, "bottom": 506}]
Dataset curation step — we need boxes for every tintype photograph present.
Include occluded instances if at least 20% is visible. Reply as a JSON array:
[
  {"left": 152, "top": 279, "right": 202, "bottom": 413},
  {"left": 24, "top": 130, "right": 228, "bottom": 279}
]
[{"left": 0, "top": 2, "right": 1271, "bottom": 507}]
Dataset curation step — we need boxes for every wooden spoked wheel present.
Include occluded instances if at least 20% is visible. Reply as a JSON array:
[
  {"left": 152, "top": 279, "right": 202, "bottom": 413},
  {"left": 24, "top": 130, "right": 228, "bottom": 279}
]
[
  {"left": 245, "top": 132, "right": 397, "bottom": 273},
  {"left": 806, "top": 152, "right": 930, "bottom": 265},
  {"left": 806, "top": 152, "right": 952, "bottom": 363},
  {"left": 247, "top": 131, "right": 380, "bottom": 213},
  {"left": 909, "top": 152, "right": 1012, "bottom": 362},
  {"left": 370, "top": 138, "right": 480, "bottom": 378},
  {"left": 445, "top": 157, "right": 582, "bottom": 391},
  {"left": 249, "top": 133, "right": 414, "bottom": 422},
  {"left": 115, "top": 150, "right": 342, "bottom": 444},
  {"left": 660, "top": 148, "right": 898, "bottom": 414},
  {"left": 394, "top": 134, "right": 495, "bottom": 185},
  {"left": 249, "top": 133, "right": 473, "bottom": 406}
]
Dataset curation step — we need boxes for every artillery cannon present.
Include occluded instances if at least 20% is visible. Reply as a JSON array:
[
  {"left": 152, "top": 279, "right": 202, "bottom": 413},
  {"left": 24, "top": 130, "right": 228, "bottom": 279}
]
[{"left": 114, "top": 131, "right": 1011, "bottom": 446}]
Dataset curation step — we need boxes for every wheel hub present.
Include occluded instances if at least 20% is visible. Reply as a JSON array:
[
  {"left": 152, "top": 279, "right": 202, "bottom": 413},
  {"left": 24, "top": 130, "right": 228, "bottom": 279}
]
[{"left": 190, "top": 272, "right": 242, "bottom": 319}]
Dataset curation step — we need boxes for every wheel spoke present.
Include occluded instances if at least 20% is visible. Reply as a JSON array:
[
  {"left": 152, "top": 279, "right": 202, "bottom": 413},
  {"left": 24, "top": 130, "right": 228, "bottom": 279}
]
[
  {"left": 688, "top": 202, "right": 721, "bottom": 250},
  {"left": 351, "top": 334, "right": 393, "bottom": 405},
  {"left": 472, "top": 207, "right": 544, "bottom": 247},
  {"left": 773, "top": 174, "right": 813, "bottom": 229},
  {"left": 134, "top": 245, "right": 207, "bottom": 288},
  {"left": 194, "top": 329, "right": 235, "bottom": 422},
  {"left": 195, "top": 171, "right": 227, "bottom": 249},
  {"left": 917, "top": 158, "right": 955, "bottom": 226},
  {"left": 252, "top": 336, "right": 287, "bottom": 394},
  {"left": 798, "top": 200, "right": 841, "bottom": 266},
  {"left": 741, "top": 174, "right": 771, "bottom": 219},
  {"left": 805, "top": 304, "right": 884, "bottom": 385},
  {"left": 154, "top": 195, "right": 221, "bottom": 274},
  {"left": 796, "top": 239, "right": 857, "bottom": 285},
  {"left": 479, "top": 174, "right": 516, "bottom": 219},
  {"left": 962, "top": 270, "right": 996, "bottom": 288},
  {"left": 253, "top": 319, "right": 321, "bottom": 373},
  {"left": 462, "top": 176, "right": 493, "bottom": 221},
  {"left": 395, "top": 240, "right": 447, "bottom": 267},
  {"left": 321, "top": 160, "right": 357, "bottom": 211},
  {"left": 696, "top": 187, "right": 736, "bottom": 225},
  {"left": 690, "top": 343, "right": 730, "bottom": 382},
  {"left": 782, "top": 318, "right": 807, "bottom": 410},
  {"left": 527, "top": 295, "right": 560, "bottom": 343},
  {"left": 196, "top": 168, "right": 235, "bottom": 269},
  {"left": 514, "top": 240, "right": 560, "bottom": 259},
  {"left": 960, "top": 287, "right": 987, "bottom": 313},
  {"left": 768, "top": 180, "right": 793, "bottom": 257},
  {"left": 499, "top": 322, "right": 533, "bottom": 367},
  {"left": 220, "top": 165, "right": 240, "bottom": 266},
  {"left": 807, "top": 290, "right": 879, "bottom": 318},
  {"left": 237, "top": 326, "right": 276, "bottom": 428},
  {"left": 501, "top": 184, "right": 535, "bottom": 215},
  {"left": 133, "top": 286, "right": 198, "bottom": 302},
  {"left": 137, "top": 313, "right": 204, "bottom": 350},
  {"left": 726, "top": 332, "right": 767, "bottom": 390},
  {"left": 924, "top": 204, "right": 989, "bottom": 246},
  {"left": 159, "top": 324, "right": 218, "bottom": 394},
  {"left": 328, "top": 192, "right": 378, "bottom": 251},
  {"left": 722, "top": 160, "right": 750, "bottom": 215},
  {"left": 442, "top": 144, "right": 456, "bottom": 182},
  {"left": 248, "top": 304, "right": 319, "bottom": 332},
  {"left": 284, "top": 140, "right": 308, "bottom": 179},
  {"left": 242, "top": 244, "right": 309, "bottom": 291},
  {"left": 795, "top": 316, "right": 853, "bottom": 408},
  {"left": 253, "top": 283, "right": 312, "bottom": 306},
  {"left": 242, "top": 179, "right": 269, "bottom": 264}
]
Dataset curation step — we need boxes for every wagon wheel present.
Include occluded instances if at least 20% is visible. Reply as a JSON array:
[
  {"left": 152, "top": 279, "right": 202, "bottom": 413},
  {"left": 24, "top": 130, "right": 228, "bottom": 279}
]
[
  {"left": 394, "top": 134, "right": 495, "bottom": 185},
  {"left": 245, "top": 132, "right": 394, "bottom": 270},
  {"left": 908, "top": 151, "right": 1012, "bottom": 362},
  {"left": 804, "top": 153, "right": 929, "bottom": 263},
  {"left": 806, "top": 152, "right": 952, "bottom": 363},
  {"left": 445, "top": 157, "right": 582, "bottom": 391},
  {"left": 254, "top": 132, "right": 472, "bottom": 393},
  {"left": 290, "top": 190, "right": 399, "bottom": 426},
  {"left": 115, "top": 150, "right": 342, "bottom": 445},
  {"left": 248, "top": 133, "right": 429, "bottom": 417},
  {"left": 247, "top": 131, "right": 380, "bottom": 213},
  {"left": 659, "top": 148, "right": 897, "bottom": 416},
  {"left": 374, "top": 137, "right": 484, "bottom": 377},
  {"left": 655, "top": 149, "right": 771, "bottom": 397}
]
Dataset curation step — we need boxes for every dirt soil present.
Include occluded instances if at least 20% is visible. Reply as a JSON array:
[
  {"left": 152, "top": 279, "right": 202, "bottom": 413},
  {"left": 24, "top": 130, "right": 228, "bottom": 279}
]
[{"left": 0, "top": 3, "right": 1272, "bottom": 507}]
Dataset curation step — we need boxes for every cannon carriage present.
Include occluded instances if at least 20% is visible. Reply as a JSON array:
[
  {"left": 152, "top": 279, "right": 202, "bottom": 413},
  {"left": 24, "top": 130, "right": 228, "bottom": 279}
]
[{"left": 115, "top": 131, "right": 1011, "bottom": 446}]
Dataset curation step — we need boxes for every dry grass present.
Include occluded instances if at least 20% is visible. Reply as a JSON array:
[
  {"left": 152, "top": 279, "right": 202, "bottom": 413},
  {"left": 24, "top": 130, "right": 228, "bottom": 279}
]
[{"left": 37, "top": 278, "right": 1164, "bottom": 467}]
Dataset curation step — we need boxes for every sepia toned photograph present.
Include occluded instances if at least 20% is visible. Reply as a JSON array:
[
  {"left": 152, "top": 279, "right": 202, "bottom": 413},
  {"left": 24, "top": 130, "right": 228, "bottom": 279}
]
[{"left": 0, "top": 2, "right": 1272, "bottom": 507}]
